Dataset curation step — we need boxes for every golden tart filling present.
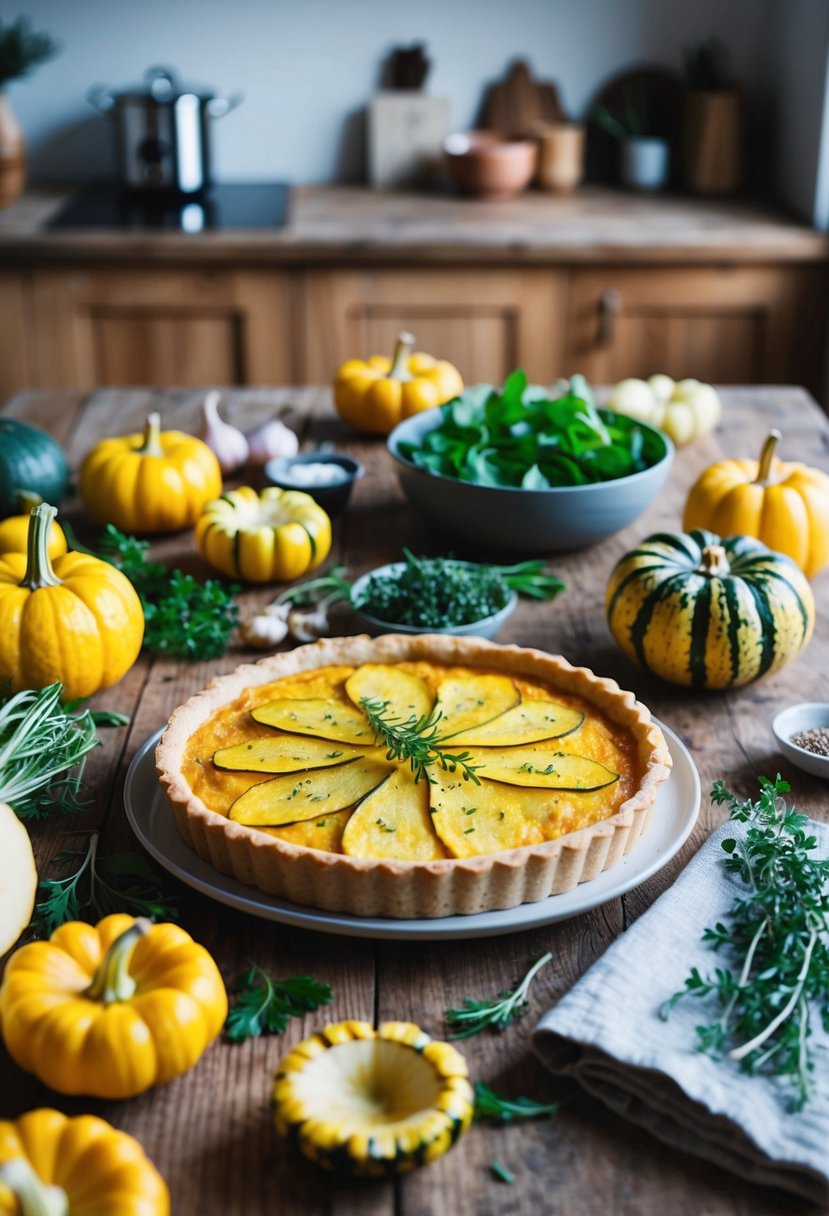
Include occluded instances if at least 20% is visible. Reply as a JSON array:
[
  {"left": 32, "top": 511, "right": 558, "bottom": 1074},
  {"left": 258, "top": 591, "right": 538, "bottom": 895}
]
[{"left": 157, "top": 635, "right": 672, "bottom": 918}]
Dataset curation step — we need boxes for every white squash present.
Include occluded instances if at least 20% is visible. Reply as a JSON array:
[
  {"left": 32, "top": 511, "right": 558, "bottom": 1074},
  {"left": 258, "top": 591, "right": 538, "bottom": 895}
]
[
  {"left": 607, "top": 375, "right": 722, "bottom": 446},
  {"left": 0, "top": 803, "right": 36, "bottom": 955}
]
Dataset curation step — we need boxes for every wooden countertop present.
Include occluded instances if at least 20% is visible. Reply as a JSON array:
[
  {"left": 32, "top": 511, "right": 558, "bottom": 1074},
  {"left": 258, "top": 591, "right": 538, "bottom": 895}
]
[
  {"left": 1, "top": 185, "right": 827, "bottom": 265},
  {"left": 2, "top": 385, "right": 829, "bottom": 1215}
]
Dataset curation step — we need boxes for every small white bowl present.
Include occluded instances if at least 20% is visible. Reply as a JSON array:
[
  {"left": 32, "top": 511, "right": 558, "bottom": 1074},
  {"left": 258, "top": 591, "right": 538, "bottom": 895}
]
[
  {"left": 771, "top": 703, "right": 829, "bottom": 780},
  {"left": 349, "top": 561, "right": 517, "bottom": 640}
]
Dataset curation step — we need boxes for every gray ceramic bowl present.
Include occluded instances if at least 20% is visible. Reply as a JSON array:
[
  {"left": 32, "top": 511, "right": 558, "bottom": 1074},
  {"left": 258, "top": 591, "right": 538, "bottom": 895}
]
[
  {"left": 387, "top": 409, "right": 673, "bottom": 554},
  {"left": 349, "top": 561, "right": 517, "bottom": 639},
  {"left": 772, "top": 703, "right": 829, "bottom": 780},
  {"left": 264, "top": 452, "right": 363, "bottom": 517}
]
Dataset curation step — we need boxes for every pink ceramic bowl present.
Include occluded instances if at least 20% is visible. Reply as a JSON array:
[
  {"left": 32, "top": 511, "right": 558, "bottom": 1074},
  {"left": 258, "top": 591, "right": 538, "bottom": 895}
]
[{"left": 444, "top": 130, "right": 538, "bottom": 200}]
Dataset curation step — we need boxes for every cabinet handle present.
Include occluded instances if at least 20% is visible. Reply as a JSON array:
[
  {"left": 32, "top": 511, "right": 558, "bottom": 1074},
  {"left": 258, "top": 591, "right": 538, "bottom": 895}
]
[{"left": 596, "top": 288, "right": 621, "bottom": 345}]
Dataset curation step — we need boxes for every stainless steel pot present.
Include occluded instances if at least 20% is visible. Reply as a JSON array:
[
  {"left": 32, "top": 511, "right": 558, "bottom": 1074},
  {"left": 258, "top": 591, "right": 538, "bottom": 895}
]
[{"left": 88, "top": 66, "right": 243, "bottom": 194}]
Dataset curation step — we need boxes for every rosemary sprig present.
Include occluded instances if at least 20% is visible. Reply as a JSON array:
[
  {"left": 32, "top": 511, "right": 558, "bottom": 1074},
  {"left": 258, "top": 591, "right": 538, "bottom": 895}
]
[
  {"left": 360, "top": 697, "right": 481, "bottom": 786},
  {"left": 661, "top": 776, "right": 829, "bottom": 1110},
  {"left": 445, "top": 952, "right": 553, "bottom": 1038},
  {"left": 474, "top": 1081, "right": 560, "bottom": 1123},
  {"left": 30, "top": 832, "right": 178, "bottom": 937},
  {"left": 225, "top": 964, "right": 333, "bottom": 1043}
]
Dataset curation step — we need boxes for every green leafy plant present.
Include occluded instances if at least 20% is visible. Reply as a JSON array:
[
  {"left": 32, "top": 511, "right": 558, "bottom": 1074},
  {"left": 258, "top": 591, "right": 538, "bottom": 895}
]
[
  {"left": 445, "top": 952, "right": 553, "bottom": 1038},
  {"left": 662, "top": 776, "right": 829, "bottom": 1110},
  {"left": 225, "top": 964, "right": 333, "bottom": 1043},
  {"left": 31, "top": 832, "right": 177, "bottom": 937},
  {"left": 399, "top": 372, "right": 664, "bottom": 489},
  {"left": 0, "top": 683, "right": 126, "bottom": 821},
  {"left": 98, "top": 526, "right": 239, "bottom": 660},
  {"left": 591, "top": 102, "right": 646, "bottom": 141},
  {"left": 0, "top": 16, "right": 59, "bottom": 89},
  {"left": 360, "top": 696, "right": 482, "bottom": 786},
  {"left": 474, "top": 1081, "right": 560, "bottom": 1123}
]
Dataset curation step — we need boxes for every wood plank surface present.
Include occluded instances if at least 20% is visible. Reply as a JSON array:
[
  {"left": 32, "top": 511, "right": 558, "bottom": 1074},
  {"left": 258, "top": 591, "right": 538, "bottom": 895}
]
[{"left": 1, "top": 385, "right": 828, "bottom": 1216}]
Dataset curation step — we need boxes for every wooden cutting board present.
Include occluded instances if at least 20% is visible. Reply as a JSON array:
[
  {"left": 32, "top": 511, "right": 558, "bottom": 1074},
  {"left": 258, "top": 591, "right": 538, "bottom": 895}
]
[{"left": 481, "top": 59, "right": 565, "bottom": 137}]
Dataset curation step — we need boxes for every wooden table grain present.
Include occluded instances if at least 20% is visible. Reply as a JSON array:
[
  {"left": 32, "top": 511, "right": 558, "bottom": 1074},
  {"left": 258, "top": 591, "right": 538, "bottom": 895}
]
[{"left": 2, "top": 385, "right": 828, "bottom": 1216}]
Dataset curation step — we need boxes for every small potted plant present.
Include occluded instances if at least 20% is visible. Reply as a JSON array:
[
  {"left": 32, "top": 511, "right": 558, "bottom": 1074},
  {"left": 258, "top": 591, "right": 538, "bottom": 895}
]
[
  {"left": 592, "top": 101, "right": 670, "bottom": 192},
  {"left": 683, "top": 38, "right": 741, "bottom": 195},
  {"left": 0, "top": 16, "right": 59, "bottom": 208}
]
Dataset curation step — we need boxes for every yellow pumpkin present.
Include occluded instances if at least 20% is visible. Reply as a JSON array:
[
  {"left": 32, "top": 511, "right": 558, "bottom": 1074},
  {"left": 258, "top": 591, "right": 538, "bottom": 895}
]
[
  {"left": 195, "top": 486, "right": 332, "bottom": 583},
  {"left": 334, "top": 331, "right": 464, "bottom": 435},
  {"left": 0, "top": 493, "right": 66, "bottom": 560},
  {"left": 0, "top": 1108, "right": 169, "bottom": 1216},
  {"left": 0, "top": 504, "right": 144, "bottom": 700},
  {"left": 683, "top": 429, "right": 829, "bottom": 578},
  {"left": 0, "top": 913, "right": 227, "bottom": 1099},
  {"left": 79, "top": 412, "right": 223, "bottom": 534}
]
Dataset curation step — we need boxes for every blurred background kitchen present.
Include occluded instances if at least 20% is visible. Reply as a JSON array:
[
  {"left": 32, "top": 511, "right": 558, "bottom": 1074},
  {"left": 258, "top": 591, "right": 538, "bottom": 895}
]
[{"left": 1, "top": 0, "right": 827, "bottom": 403}]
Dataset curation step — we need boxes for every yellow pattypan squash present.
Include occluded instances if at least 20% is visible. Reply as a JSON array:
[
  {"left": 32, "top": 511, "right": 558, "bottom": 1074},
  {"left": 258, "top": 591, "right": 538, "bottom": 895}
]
[
  {"left": 0, "top": 1108, "right": 169, "bottom": 1216},
  {"left": 334, "top": 331, "right": 464, "bottom": 435},
  {"left": 607, "top": 375, "right": 721, "bottom": 446},
  {"left": 79, "top": 411, "right": 222, "bottom": 534},
  {"left": 683, "top": 428, "right": 829, "bottom": 578},
  {"left": 196, "top": 485, "right": 332, "bottom": 583},
  {"left": 0, "top": 913, "right": 227, "bottom": 1099},
  {"left": 0, "top": 803, "right": 36, "bottom": 958},
  {"left": 0, "top": 504, "right": 144, "bottom": 701}
]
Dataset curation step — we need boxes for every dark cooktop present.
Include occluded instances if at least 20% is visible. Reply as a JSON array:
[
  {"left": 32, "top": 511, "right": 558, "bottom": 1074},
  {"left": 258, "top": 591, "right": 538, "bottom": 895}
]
[{"left": 47, "top": 182, "right": 291, "bottom": 232}]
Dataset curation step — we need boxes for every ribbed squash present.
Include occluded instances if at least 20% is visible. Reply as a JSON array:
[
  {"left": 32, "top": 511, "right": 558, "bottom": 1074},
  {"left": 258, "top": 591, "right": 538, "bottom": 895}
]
[
  {"left": 195, "top": 486, "right": 332, "bottom": 583},
  {"left": 273, "top": 1020, "right": 473, "bottom": 1175},
  {"left": 0, "top": 420, "right": 69, "bottom": 520},
  {"left": 683, "top": 429, "right": 829, "bottom": 578},
  {"left": 606, "top": 529, "right": 815, "bottom": 689}
]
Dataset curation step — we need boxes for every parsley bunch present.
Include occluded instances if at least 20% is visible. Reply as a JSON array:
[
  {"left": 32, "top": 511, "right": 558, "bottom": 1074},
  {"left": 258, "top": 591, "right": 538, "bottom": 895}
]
[
  {"left": 226, "top": 964, "right": 332, "bottom": 1042},
  {"left": 662, "top": 776, "right": 829, "bottom": 1110}
]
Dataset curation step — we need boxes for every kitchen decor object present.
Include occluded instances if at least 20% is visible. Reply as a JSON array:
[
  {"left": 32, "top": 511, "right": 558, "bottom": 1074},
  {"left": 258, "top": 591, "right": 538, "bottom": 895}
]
[
  {"left": 772, "top": 703, "right": 829, "bottom": 780},
  {"left": 480, "top": 59, "right": 564, "bottom": 138},
  {"left": 586, "top": 68, "right": 682, "bottom": 186},
  {"left": 87, "top": 65, "right": 243, "bottom": 194},
  {"left": 369, "top": 92, "right": 450, "bottom": 189},
  {"left": 535, "top": 121, "right": 585, "bottom": 193},
  {"left": 0, "top": 16, "right": 59, "bottom": 209},
  {"left": 683, "top": 38, "right": 742, "bottom": 195},
  {"left": 621, "top": 137, "right": 669, "bottom": 192},
  {"left": 443, "top": 130, "right": 537, "bottom": 199}
]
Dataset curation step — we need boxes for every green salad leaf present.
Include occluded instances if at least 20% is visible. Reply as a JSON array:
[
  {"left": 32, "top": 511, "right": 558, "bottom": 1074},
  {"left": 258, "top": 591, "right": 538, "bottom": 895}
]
[{"left": 399, "top": 374, "right": 664, "bottom": 487}]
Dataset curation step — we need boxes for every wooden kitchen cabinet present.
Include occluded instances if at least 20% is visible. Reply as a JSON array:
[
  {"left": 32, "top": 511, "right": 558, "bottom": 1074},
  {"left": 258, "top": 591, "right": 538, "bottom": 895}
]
[
  {"left": 299, "top": 268, "right": 568, "bottom": 384},
  {"left": 564, "top": 265, "right": 827, "bottom": 387},
  {"left": 0, "top": 273, "right": 34, "bottom": 400},
  {"left": 26, "top": 267, "right": 295, "bottom": 389}
]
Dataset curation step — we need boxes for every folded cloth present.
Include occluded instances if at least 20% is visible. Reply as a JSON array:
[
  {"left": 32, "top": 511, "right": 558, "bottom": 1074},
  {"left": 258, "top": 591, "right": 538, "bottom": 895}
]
[{"left": 533, "top": 818, "right": 829, "bottom": 1205}]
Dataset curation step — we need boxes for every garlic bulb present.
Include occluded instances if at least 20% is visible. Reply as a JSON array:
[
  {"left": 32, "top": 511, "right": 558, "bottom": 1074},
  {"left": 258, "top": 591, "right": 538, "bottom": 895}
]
[
  {"left": 245, "top": 417, "right": 299, "bottom": 467},
  {"left": 199, "top": 390, "right": 249, "bottom": 474},
  {"left": 239, "top": 602, "right": 291, "bottom": 649},
  {"left": 288, "top": 606, "right": 331, "bottom": 643}
]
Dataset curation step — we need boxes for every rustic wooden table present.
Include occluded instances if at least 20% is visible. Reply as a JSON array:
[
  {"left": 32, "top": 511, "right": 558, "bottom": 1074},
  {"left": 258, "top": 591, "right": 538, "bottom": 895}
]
[{"left": 2, "top": 386, "right": 828, "bottom": 1216}]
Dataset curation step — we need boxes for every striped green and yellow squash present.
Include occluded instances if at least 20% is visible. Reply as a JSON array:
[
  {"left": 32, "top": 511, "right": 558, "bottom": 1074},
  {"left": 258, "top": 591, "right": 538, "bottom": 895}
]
[
  {"left": 606, "top": 529, "right": 815, "bottom": 689},
  {"left": 273, "top": 1020, "right": 474, "bottom": 1176}
]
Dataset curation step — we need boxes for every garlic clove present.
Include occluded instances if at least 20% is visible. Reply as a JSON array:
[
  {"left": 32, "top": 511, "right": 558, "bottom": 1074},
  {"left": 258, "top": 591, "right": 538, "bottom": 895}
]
[
  {"left": 199, "top": 390, "right": 249, "bottom": 474},
  {"left": 288, "top": 607, "right": 330, "bottom": 643},
  {"left": 240, "top": 612, "right": 290, "bottom": 649},
  {"left": 245, "top": 417, "right": 300, "bottom": 467}
]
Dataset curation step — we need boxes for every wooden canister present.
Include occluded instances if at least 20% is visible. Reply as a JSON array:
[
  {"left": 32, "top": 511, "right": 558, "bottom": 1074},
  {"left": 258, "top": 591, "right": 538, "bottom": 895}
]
[
  {"left": 683, "top": 90, "right": 742, "bottom": 195},
  {"left": 535, "top": 122, "right": 585, "bottom": 193}
]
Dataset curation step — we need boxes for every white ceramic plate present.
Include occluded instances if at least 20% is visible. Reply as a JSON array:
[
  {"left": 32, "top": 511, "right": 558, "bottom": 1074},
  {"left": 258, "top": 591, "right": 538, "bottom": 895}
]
[{"left": 124, "top": 721, "right": 700, "bottom": 941}]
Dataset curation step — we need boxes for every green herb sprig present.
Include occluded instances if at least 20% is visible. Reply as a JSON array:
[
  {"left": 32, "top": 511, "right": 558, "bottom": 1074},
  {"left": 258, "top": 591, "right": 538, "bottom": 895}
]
[
  {"left": 360, "top": 697, "right": 481, "bottom": 786},
  {"left": 0, "top": 17, "right": 59, "bottom": 88},
  {"left": 399, "top": 371, "right": 663, "bottom": 489},
  {"left": 225, "top": 964, "right": 333, "bottom": 1043},
  {"left": 662, "top": 776, "right": 829, "bottom": 1110},
  {"left": 99, "top": 526, "right": 239, "bottom": 660},
  {"left": 31, "top": 832, "right": 177, "bottom": 937},
  {"left": 474, "top": 1081, "right": 560, "bottom": 1123},
  {"left": 0, "top": 684, "right": 111, "bottom": 821},
  {"left": 445, "top": 952, "right": 553, "bottom": 1038}
]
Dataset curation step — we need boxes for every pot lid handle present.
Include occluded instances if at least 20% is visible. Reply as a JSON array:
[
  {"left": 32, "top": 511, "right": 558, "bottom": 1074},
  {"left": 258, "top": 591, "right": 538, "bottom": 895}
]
[
  {"left": 144, "top": 65, "right": 179, "bottom": 99},
  {"left": 208, "top": 91, "right": 245, "bottom": 118}
]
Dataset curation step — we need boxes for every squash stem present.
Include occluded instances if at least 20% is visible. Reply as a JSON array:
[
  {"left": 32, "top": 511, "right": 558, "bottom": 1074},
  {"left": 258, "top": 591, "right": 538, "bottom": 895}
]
[
  {"left": 86, "top": 916, "right": 150, "bottom": 1005},
  {"left": 19, "top": 503, "right": 62, "bottom": 591},
  {"left": 388, "top": 331, "right": 415, "bottom": 382},
  {"left": 137, "top": 412, "right": 165, "bottom": 457},
  {"left": 755, "top": 428, "right": 781, "bottom": 486},
  {"left": 700, "top": 544, "right": 731, "bottom": 577},
  {"left": 0, "top": 1159, "right": 69, "bottom": 1216}
]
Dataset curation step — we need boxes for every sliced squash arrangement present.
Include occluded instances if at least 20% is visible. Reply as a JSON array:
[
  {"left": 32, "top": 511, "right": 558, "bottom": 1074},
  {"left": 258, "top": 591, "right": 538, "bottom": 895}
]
[{"left": 203, "top": 662, "right": 627, "bottom": 862}]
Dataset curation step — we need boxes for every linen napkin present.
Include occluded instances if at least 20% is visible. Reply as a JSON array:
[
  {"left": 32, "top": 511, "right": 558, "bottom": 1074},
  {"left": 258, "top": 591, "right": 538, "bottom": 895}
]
[{"left": 533, "top": 818, "right": 829, "bottom": 1205}]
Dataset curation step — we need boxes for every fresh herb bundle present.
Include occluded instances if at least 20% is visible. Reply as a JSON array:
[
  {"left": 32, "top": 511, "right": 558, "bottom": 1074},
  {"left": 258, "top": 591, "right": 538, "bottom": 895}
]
[
  {"left": 662, "top": 776, "right": 829, "bottom": 1110},
  {"left": 399, "top": 371, "right": 664, "bottom": 488},
  {"left": 31, "top": 832, "right": 177, "bottom": 937},
  {"left": 0, "top": 683, "right": 116, "bottom": 821},
  {"left": 360, "top": 696, "right": 481, "bottom": 786},
  {"left": 353, "top": 549, "right": 564, "bottom": 629},
  {"left": 99, "top": 526, "right": 239, "bottom": 660},
  {"left": 474, "top": 1081, "right": 560, "bottom": 1124},
  {"left": 445, "top": 952, "right": 553, "bottom": 1038},
  {"left": 225, "top": 964, "right": 333, "bottom": 1043}
]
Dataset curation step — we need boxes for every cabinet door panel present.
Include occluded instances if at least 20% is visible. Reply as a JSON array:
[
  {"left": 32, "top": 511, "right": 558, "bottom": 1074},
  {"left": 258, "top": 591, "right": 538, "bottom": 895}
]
[{"left": 91, "top": 310, "right": 239, "bottom": 386}]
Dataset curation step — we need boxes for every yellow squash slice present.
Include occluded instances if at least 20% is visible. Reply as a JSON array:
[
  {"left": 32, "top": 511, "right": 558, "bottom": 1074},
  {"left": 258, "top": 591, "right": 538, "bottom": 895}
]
[
  {"left": 460, "top": 745, "right": 618, "bottom": 790},
  {"left": 447, "top": 700, "right": 583, "bottom": 746},
  {"left": 434, "top": 675, "right": 520, "bottom": 736},
  {"left": 342, "top": 770, "right": 447, "bottom": 862},
  {"left": 214, "top": 735, "right": 366, "bottom": 773},
  {"left": 229, "top": 760, "right": 391, "bottom": 827},
  {"left": 270, "top": 809, "right": 351, "bottom": 853},
  {"left": 345, "top": 665, "right": 432, "bottom": 724},
  {"left": 252, "top": 698, "right": 374, "bottom": 744}
]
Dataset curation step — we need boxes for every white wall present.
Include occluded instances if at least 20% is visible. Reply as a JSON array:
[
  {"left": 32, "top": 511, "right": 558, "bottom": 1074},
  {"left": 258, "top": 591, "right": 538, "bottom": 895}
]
[{"left": 12, "top": 0, "right": 776, "bottom": 185}]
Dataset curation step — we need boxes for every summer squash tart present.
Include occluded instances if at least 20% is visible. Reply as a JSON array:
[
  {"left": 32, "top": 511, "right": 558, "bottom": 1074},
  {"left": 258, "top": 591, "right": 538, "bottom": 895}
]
[{"left": 156, "top": 635, "right": 671, "bottom": 918}]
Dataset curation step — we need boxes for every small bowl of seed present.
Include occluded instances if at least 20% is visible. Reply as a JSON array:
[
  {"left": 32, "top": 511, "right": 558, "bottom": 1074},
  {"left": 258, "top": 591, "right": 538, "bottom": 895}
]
[{"left": 772, "top": 703, "right": 829, "bottom": 780}]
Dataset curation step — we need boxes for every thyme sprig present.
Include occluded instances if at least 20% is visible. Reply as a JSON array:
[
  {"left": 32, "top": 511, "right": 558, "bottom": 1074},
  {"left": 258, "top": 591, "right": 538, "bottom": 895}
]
[
  {"left": 661, "top": 776, "right": 829, "bottom": 1110},
  {"left": 445, "top": 952, "right": 553, "bottom": 1038},
  {"left": 360, "top": 697, "right": 482, "bottom": 786}
]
